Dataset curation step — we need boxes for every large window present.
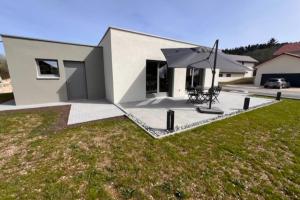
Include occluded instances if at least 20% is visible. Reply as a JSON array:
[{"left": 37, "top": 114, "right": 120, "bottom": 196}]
[
  {"left": 146, "top": 61, "right": 158, "bottom": 94},
  {"left": 146, "top": 60, "right": 169, "bottom": 95},
  {"left": 186, "top": 68, "right": 204, "bottom": 89},
  {"left": 36, "top": 59, "right": 60, "bottom": 78},
  {"left": 159, "top": 63, "right": 168, "bottom": 93}
]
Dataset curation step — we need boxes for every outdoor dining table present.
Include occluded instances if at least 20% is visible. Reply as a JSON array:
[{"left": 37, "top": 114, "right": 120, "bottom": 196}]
[
  {"left": 198, "top": 88, "right": 211, "bottom": 103},
  {"left": 187, "top": 86, "right": 221, "bottom": 104},
  {"left": 187, "top": 87, "right": 208, "bottom": 104}
]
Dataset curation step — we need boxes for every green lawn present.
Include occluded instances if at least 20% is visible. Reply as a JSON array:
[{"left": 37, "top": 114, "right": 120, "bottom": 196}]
[{"left": 0, "top": 100, "right": 299, "bottom": 199}]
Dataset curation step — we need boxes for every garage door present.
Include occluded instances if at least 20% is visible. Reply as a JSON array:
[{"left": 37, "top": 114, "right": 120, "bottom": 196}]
[{"left": 261, "top": 73, "right": 300, "bottom": 87}]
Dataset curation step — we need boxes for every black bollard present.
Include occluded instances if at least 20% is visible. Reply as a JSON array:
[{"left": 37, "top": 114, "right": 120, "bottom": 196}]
[
  {"left": 167, "top": 110, "right": 175, "bottom": 131},
  {"left": 276, "top": 92, "right": 281, "bottom": 101},
  {"left": 243, "top": 97, "right": 250, "bottom": 110}
]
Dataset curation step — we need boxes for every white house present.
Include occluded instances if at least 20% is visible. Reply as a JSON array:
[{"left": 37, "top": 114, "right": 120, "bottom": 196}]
[
  {"left": 218, "top": 54, "right": 258, "bottom": 82},
  {"left": 255, "top": 53, "right": 300, "bottom": 87},
  {"left": 2, "top": 27, "right": 247, "bottom": 105}
]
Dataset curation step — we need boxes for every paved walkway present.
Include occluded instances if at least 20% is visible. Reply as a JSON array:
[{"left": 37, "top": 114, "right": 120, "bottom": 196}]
[
  {"left": 67, "top": 100, "right": 124, "bottom": 125},
  {"left": 0, "top": 99, "right": 124, "bottom": 125}
]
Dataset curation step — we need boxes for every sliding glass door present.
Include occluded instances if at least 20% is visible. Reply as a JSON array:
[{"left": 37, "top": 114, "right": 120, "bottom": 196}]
[
  {"left": 146, "top": 61, "right": 158, "bottom": 94},
  {"left": 158, "top": 63, "right": 168, "bottom": 93},
  {"left": 146, "top": 60, "right": 171, "bottom": 97},
  {"left": 185, "top": 68, "right": 204, "bottom": 89}
]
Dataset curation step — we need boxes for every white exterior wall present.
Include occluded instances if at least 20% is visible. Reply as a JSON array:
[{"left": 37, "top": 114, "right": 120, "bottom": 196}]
[
  {"left": 244, "top": 71, "right": 253, "bottom": 77},
  {"left": 218, "top": 73, "right": 245, "bottom": 82},
  {"left": 203, "top": 69, "right": 219, "bottom": 88},
  {"left": 255, "top": 55, "right": 300, "bottom": 86},
  {"left": 218, "top": 61, "right": 255, "bottom": 82},
  {"left": 99, "top": 31, "right": 114, "bottom": 102},
  {"left": 3, "top": 37, "right": 105, "bottom": 105},
  {"left": 172, "top": 68, "right": 187, "bottom": 97},
  {"left": 243, "top": 62, "right": 255, "bottom": 77},
  {"left": 103, "top": 29, "right": 219, "bottom": 103}
]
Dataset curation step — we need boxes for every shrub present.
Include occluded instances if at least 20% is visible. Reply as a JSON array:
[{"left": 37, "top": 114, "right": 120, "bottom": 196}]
[{"left": 0, "top": 55, "right": 9, "bottom": 79}]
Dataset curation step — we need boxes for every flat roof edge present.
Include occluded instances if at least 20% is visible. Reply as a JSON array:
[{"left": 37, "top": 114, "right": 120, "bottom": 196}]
[
  {"left": 98, "top": 26, "right": 202, "bottom": 47},
  {"left": 1, "top": 34, "right": 100, "bottom": 48}
]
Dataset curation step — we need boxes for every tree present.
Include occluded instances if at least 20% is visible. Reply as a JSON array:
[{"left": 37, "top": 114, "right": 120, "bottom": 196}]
[
  {"left": 267, "top": 38, "right": 278, "bottom": 46},
  {"left": 222, "top": 38, "right": 282, "bottom": 63},
  {"left": 0, "top": 54, "right": 9, "bottom": 79}
]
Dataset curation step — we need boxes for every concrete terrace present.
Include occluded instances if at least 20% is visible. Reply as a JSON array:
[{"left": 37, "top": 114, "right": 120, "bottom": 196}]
[{"left": 120, "top": 91, "right": 276, "bottom": 138}]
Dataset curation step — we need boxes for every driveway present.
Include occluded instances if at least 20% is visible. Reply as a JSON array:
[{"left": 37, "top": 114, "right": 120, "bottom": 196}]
[{"left": 223, "top": 84, "right": 300, "bottom": 99}]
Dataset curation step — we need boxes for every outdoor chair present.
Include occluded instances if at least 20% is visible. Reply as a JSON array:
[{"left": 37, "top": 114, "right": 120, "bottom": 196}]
[
  {"left": 201, "top": 86, "right": 222, "bottom": 104},
  {"left": 195, "top": 88, "right": 208, "bottom": 104},
  {"left": 186, "top": 88, "right": 198, "bottom": 103},
  {"left": 212, "top": 86, "right": 222, "bottom": 103},
  {"left": 201, "top": 88, "right": 214, "bottom": 103}
]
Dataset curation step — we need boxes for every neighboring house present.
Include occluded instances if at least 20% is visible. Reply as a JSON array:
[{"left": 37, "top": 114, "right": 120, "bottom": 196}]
[
  {"left": 2, "top": 27, "right": 246, "bottom": 105},
  {"left": 254, "top": 43, "right": 300, "bottom": 87},
  {"left": 255, "top": 53, "right": 300, "bottom": 87},
  {"left": 218, "top": 54, "right": 258, "bottom": 82},
  {"left": 273, "top": 42, "right": 300, "bottom": 56}
]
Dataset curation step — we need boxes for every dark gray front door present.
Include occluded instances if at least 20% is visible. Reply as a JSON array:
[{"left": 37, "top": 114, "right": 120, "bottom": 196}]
[{"left": 64, "top": 61, "right": 87, "bottom": 100}]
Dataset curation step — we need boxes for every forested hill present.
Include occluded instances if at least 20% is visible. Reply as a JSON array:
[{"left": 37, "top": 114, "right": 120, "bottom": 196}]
[{"left": 222, "top": 38, "right": 284, "bottom": 63}]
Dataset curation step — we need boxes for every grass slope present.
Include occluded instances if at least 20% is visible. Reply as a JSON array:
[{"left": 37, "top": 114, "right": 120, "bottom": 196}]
[
  {"left": 0, "top": 100, "right": 299, "bottom": 199},
  {"left": 219, "top": 77, "right": 254, "bottom": 85},
  {"left": 244, "top": 46, "right": 281, "bottom": 63}
]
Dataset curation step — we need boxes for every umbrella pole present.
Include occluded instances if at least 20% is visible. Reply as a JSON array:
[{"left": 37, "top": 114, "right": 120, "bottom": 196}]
[{"left": 209, "top": 39, "right": 219, "bottom": 109}]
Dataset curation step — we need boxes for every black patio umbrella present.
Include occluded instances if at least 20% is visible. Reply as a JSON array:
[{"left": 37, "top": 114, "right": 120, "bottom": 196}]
[{"left": 161, "top": 40, "right": 248, "bottom": 113}]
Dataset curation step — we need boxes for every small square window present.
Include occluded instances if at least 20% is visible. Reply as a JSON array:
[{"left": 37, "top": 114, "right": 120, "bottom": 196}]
[
  {"left": 36, "top": 59, "right": 59, "bottom": 79},
  {"left": 226, "top": 74, "right": 231, "bottom": 77},
  {"left": 219, "top": 73, "right": 223, "bottom": 77}
]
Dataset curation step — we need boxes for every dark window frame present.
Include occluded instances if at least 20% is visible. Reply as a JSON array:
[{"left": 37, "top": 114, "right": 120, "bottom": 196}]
[
  {"left": 146, "top": 59, "right": 169, "bottom": 95},
  {"left": 185, "top": 68, "right": 204, "bottom": 89},
  {"left": 226, "top": 73, "right": 231, "bottom": 77},
  {"left": 36, "top": 58, "right": 60, "bottom": 79}
]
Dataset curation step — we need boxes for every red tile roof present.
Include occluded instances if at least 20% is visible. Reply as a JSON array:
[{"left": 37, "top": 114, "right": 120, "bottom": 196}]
[{"left": 273, "top": 42, "right": 300, "bottom": 55}]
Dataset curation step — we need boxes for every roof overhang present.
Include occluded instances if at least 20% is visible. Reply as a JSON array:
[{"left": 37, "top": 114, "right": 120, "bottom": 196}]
[{"left": 255, "top": 53, "right": 300, "bottom": 68}]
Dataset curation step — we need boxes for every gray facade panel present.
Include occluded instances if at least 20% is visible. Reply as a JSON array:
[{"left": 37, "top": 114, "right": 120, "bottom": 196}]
[{"left": 3, "top": 36, "right": 105, "bottom": 105}]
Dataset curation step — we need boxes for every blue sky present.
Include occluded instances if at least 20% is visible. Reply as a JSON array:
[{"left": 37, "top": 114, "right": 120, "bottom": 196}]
[{"left": 1, "top": 0, "right": 300, "bottom": 55}]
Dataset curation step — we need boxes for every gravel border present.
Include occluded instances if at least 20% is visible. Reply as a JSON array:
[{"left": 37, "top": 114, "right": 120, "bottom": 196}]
[{"left": 119, "top": 100, "right": 279, "bottom": 139}]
